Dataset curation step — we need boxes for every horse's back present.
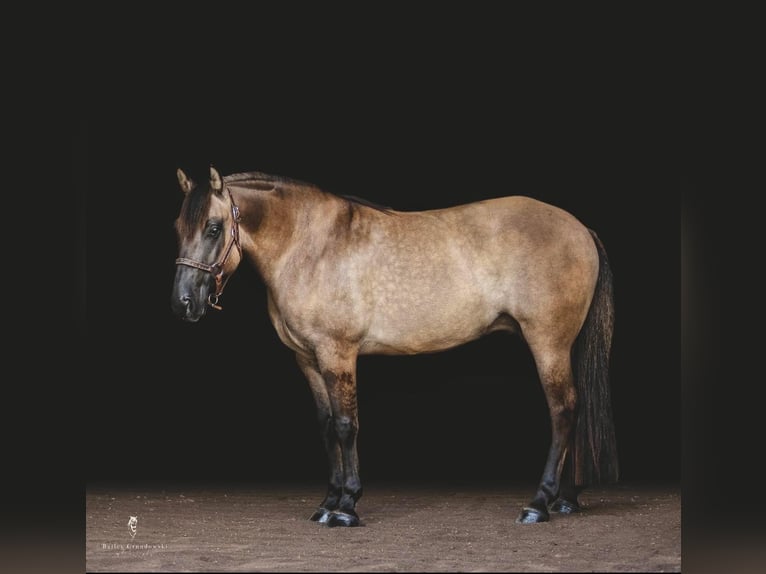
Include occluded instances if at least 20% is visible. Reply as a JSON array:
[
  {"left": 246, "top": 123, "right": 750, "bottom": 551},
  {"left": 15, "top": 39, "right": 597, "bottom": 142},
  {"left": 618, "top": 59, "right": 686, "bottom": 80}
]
[
  {"left": 429, "top": 195, "right": 591, "bottom": 249},
  {"left": 355, "top": 195, "right": 599, "bottom": 354},
  {"left": 380, "top": 195, "right": 599, "bottom": 300}
]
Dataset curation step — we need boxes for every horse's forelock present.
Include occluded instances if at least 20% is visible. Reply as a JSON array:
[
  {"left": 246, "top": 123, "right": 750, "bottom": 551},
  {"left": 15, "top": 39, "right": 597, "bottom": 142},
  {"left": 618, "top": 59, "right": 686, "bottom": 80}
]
[{"left": 176, "top": 183, "right": 213, "bottom": 240}]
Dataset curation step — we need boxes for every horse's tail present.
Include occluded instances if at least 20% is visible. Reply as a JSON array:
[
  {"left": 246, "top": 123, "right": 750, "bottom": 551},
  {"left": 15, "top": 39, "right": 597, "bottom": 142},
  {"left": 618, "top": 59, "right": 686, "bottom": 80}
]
[{"left": 571, "top": 229, "right": 619, "bottom": 486}]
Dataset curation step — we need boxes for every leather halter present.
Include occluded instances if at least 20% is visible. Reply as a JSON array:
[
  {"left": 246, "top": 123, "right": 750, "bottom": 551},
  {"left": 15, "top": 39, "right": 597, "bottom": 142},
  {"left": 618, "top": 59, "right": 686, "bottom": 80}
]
[{"left": 175, "top": 187, "right": 242, "bottom": 310}]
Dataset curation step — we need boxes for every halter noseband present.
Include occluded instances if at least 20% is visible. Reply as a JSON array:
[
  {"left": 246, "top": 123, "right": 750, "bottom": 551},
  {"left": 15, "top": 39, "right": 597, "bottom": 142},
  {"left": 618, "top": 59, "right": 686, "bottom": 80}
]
[{"left": 175, "top": 187, "right": 242, "bottom": 310}]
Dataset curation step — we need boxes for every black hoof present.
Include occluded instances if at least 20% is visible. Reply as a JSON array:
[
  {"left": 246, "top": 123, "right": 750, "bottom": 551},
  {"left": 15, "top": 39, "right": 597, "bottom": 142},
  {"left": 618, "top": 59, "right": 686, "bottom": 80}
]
[
  {"left": 550, "top": 498, "right": 580, "bottom": 514},
  {"left": 326, "top": 510, "right": 360, "bottom": 527},
  {"left": 309, "top": 508, "right": 333, "bottom": 524},
  {"left": 516, "top": 507, "right": 549, "bottom": 524}
]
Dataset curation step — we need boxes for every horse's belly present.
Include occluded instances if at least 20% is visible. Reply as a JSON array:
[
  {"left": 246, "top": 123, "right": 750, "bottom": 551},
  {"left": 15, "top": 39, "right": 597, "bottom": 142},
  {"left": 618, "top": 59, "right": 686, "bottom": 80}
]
[{"left": 360, "top": 296, "right": 494, "bottom": 355}]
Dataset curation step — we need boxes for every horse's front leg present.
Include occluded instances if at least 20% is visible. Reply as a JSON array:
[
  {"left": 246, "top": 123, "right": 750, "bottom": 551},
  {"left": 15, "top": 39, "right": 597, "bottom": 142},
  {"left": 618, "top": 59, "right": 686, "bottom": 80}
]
[
  {"left": 297, "top": 348, "right": 363, "bottom": 527},
  {"left": 319, "top": 347, "right": 362, "bottom": 526},
  {"left": 297, "top": 354, "right": 343, "bottom": 524}
]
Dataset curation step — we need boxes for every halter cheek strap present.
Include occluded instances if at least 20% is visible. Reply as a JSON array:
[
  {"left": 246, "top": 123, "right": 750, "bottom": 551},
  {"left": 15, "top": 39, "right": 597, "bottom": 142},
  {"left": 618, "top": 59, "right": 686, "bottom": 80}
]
[{"left": 175, "top": 187, "right": 242, "bottom": 310}]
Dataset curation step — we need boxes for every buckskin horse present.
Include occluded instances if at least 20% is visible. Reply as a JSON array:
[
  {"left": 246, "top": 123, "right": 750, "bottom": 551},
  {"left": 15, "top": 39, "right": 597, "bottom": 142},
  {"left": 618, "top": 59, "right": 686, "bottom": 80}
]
[{"left": 170, "top": 166, "right": 618, "bottom": 527}]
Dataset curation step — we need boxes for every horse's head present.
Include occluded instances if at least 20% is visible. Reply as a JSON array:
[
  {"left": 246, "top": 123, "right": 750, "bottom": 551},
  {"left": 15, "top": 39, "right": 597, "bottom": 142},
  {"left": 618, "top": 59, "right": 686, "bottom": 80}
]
[{"left": 171, "top": 166, "right": 242, "bottom": 321}]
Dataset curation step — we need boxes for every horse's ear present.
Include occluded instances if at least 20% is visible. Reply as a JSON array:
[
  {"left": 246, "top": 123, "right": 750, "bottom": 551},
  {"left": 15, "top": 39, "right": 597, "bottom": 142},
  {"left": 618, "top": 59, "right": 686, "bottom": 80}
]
[
  {"left": 210, "top": 166, "right": 223, "bottom": 194},
  {"left": 177, "top": 168, "right": 194, "bottom": 195}
]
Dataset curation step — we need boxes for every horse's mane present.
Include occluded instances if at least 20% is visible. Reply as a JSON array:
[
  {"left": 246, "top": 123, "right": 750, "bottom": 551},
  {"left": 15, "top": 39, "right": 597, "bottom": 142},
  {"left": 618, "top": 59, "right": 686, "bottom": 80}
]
[
  {"left": 225, "top": 170, "right": 312, "bottom": 189},
  {"left": 340, "top": 194, "right": 393, "bottom": 213},
  {"left": 225, "top": 171, "right": 394, "bottom": 214}
]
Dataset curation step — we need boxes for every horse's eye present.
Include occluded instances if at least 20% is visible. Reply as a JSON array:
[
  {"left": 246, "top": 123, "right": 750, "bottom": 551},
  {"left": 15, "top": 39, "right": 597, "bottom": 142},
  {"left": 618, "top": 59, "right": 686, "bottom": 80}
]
[{"left": 208, "top": 224, "right": 222, "bottom": 238}]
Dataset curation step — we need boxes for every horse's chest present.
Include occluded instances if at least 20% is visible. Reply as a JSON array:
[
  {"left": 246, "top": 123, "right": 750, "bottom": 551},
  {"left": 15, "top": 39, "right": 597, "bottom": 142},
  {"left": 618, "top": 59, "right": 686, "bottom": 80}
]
[{"left": 267, "top": 291, "right": 365, "bottom": 353}]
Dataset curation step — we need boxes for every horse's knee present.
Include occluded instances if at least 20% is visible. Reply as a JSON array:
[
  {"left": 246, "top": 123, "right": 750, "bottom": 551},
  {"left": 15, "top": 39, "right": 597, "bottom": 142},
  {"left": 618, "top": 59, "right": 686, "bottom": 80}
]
[{"left": 334, "top": 415, "right": 357, "bottom": 441}]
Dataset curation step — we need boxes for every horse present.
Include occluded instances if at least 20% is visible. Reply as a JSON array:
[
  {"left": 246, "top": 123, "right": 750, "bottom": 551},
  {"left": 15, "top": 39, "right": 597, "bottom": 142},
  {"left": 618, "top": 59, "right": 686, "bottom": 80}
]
[{"left": 170, "top": 166, "right": 618, "bottom": 527}]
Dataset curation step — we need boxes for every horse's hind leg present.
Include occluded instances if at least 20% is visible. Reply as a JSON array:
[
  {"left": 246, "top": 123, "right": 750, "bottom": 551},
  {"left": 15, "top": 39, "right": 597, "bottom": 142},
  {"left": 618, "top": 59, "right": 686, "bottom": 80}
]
[
  {"left": 517, "top": 340, "right": 577, "bottom": 524},
  {"left": 549, "top": 447, "right": 582, "bottom": 514}
]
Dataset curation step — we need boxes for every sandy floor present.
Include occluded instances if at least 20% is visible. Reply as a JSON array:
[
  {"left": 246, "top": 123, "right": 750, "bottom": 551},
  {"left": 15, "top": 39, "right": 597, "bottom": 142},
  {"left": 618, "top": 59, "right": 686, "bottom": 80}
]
[{"left": 85, "top": 481, "right": 680, "bottom": 572}]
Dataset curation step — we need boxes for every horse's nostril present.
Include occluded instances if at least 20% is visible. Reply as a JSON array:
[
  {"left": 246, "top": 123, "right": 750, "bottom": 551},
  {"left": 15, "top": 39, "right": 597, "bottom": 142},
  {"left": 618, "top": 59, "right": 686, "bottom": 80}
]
[{"left": 172, "top": 294, "right": 194, "bottom": 317}]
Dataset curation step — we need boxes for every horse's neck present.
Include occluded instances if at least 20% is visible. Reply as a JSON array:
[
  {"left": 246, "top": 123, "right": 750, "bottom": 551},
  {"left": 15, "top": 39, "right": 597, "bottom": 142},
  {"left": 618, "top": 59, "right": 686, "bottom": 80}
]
[{"left": 236, "top": 184, "right": 343, "bottom": 284}]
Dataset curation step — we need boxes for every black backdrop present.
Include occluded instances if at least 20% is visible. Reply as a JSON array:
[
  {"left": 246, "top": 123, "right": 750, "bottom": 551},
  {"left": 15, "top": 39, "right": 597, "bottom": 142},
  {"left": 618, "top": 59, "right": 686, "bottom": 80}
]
[{"left": 79, "top": 9, "right": 679, "bottom": 487}]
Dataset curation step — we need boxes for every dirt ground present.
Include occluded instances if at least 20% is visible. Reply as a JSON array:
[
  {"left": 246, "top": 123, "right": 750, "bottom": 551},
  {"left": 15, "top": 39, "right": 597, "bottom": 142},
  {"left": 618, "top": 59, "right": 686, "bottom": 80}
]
[{"left": 85, "top": 481, "right": 680, "bottom": 572}]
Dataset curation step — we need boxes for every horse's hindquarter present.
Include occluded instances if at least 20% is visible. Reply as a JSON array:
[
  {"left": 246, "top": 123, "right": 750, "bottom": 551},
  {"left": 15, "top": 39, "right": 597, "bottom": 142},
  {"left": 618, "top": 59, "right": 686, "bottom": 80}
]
[{"left": 359, "top": 196, "right": 600, "bottom": 354}]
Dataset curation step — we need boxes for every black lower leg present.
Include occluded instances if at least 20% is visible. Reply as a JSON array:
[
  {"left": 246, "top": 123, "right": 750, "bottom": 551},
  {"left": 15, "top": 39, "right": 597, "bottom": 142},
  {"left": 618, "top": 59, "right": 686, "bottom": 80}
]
[
  {"left": 310, "top": 414, "right": 344, "bottom": 523},
  {"left": 338, "top": 484, "right": 363, "bottom": 514},
  {"left": 518, "top": 479, "right": 558, "bottom": 524},
  {"left": 311, "top": 484, "right": 342, "bottom": 522},
  {"left": 550, "top": 447, "right": 582, "bottom": 514},
  {"left": 326, "top": 414, "right": 362, "bottom": 527},
  {"left": 517, "top": 408, "right": 574, "bottom": 524},
  {"left": 327, "top": 485, "right": 363, "bottom": 527}
]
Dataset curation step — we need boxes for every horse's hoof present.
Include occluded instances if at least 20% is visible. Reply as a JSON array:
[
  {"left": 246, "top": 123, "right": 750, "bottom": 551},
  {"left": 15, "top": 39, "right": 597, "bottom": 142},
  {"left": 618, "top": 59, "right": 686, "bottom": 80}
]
[
  {"left": 309, "top": 508, "right": 333, "bottom": 523},
  {"left": 550, "top": 498, "right": 580, "bottom": 514},
  {"left": 516, "top": 507, "right": 549, "bottom": 524},
  {"left": 326, "top": 510, "right": 360, "bottom": 527}
]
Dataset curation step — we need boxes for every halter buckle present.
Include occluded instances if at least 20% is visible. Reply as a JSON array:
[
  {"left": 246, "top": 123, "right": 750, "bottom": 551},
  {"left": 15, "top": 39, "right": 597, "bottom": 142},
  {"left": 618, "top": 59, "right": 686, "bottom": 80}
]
[{"left": 207, "top": 293, "right": 222, "bottom": 310}]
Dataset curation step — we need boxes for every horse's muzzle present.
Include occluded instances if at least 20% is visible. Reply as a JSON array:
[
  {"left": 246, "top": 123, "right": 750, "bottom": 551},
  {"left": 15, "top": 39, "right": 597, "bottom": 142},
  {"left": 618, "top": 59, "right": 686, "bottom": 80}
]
[{"left": 171, "top": 293, "right": 205, "bottom": 322}]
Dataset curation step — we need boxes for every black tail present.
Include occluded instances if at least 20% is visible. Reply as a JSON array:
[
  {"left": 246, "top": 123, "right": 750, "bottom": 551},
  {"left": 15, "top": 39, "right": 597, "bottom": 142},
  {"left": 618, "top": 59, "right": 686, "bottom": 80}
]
[{"left": 572, "top": 229, "right": 619, "bottom": 486}]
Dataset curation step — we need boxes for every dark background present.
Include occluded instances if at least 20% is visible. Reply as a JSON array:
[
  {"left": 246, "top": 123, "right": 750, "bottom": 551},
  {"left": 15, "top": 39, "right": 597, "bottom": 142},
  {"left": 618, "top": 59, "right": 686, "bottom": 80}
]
[{"left": 77, "top": 8, "right": 680, "bottom": 488}]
